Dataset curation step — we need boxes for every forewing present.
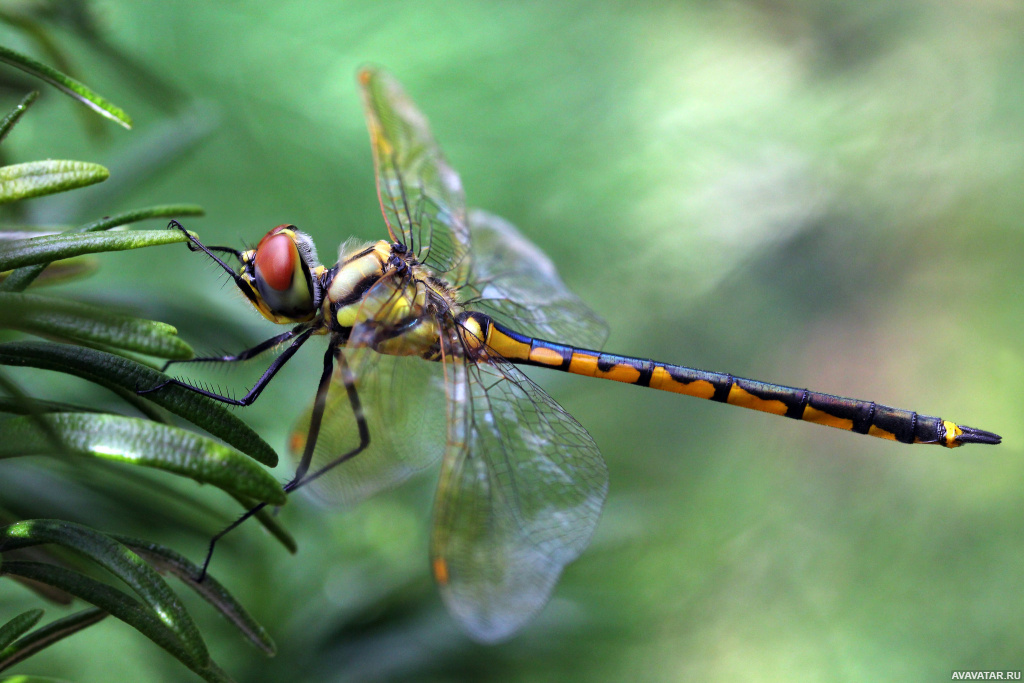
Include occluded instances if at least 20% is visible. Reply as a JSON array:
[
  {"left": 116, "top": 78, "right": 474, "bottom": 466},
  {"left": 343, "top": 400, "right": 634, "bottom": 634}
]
[
  {"left": 359, "top": 67, "right": 470, "bottom": 274},
  {"left": 430, "top": 353, "right": 608, "bottom": 642},
  {"left": 463, "top": 209, "right": 609, "bottom": 350}
]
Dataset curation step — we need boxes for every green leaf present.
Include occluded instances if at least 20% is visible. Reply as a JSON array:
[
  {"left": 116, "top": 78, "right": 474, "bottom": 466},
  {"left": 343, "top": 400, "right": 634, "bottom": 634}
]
[
  {"left": 115, "top": 537, "right": 276, "bottom": 655},
  {"left": 0, "top": 675, "right": 75, "bottom": 683},
  {"left": 0, "top": 341, "right": 279, "bottom": 466},
  {"left": 0, "top": 562, "right": 233, "bottom": 683},
  {"left": 0, "top": 256, "right": 98, "bottom": 289},
  {"left": 0, "top": 610, "right": 43, "bottom": 651},
  {"left": 0, "top": 292, "right": 194, "bottom": 360},
  {"left": 0, "top": 608, "right": 107, "bottom": 672},
  {"left": 0, "top": 521, "right": 208, "bottom": 668},
  {"left": 0, "top": 160, "right": 109, "bottom": 204},
  {"left": 0, "top": 91, "right": 39, "bottom": 144},
  {"left": 0, "top": 44, "right": 132, "bottom": 129},
  {"left": 0, "top": 414, "right": 285, "bottom": 505},
  {"left": 0, "top": 395, "right": 95, "bottom": 415},
  {"left": 1, "top": 204, "right": 204, "bottom": 293},
  {"left": 107, "top": 384, "right": 173, "bottom": 424},
  {"left": 0, "top": 229, "right": 189, "bottom": 277},
  {"left": 0, "top": 371, "right": 62, "bottom": 448},
  {"left": 74, "top": 205, "right": 206, "bottom": 235}
]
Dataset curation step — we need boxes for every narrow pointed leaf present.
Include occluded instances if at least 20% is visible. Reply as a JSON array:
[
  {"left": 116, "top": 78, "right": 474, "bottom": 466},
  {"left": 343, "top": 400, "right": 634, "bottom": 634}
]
[
  {"left": 0, "top": 91, "right": 39, "bottom": 144},
  {"left": 0, "top": 562, "right": 233, "bottom": 683},
  {"left": 0, "top": 521, "right": 208, "bottom": 667},
  {"left": 0, "top": 372, "right": 61, "bottom": 447},
  {"left": 1, "top": 204, "right": 204, "bottom": 293},
  {"left": 0, "top": 610, "right": 43, "bottom": 651},
  {"left": 74, "top": 205, "right": 205, "bottom": 235},
  {"left": 107, "top": 385, "right": 173, "bottom": 424},
  {"left": 0, "top": 229, "right": 186, "bottom": 271},
  {"left": 0, "top": 415, "right": 285, "bottom": 505},
  {"left": 0, "top": 161, "right": 109, "bottom": 204},
  {"left": 0, "top": 256, "right": 99, "bottom": 289},
  {"left": 0, "top": 342, "right": 278, "bottom": 466},
  {"left": 116, "top": 537, "right": 276, "bottom": 655},
  {"left": 0, "top": 395, "right": 96, "bottom": 415},
  {"left": 3, "top": 577, "right": 72, "bottom": 607},
  {"left": 0, "top": 45, "right": 131, "bottom": 128},
  {"left": 0, "top": 292, "right": 194, "bottom": 360},
  {"left": 0, "top": 608, "right": 107, "bottom": 672}
]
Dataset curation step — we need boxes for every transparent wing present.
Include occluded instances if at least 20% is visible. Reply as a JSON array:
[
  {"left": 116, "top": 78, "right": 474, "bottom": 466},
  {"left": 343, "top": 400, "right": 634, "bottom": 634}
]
[
  {"left": 289, "top": 275, "right": 447, "bottom": 507},
  {"left": 359, "top": 67, "right": 470, "bottom": 275},
  {"left": 430, "top": 348, "right": 609, "bottom": 642},
  {"left": 290, "top": 352, "right": 447, "bottom": 507},
  {"left": 463, "top": 209, "right": 609, "bottom": 350}
]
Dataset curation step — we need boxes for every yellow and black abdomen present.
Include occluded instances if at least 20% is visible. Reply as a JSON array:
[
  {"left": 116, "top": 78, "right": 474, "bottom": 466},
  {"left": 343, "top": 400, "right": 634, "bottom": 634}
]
[{"left": 477, "top": 316, "right": 1000, "bottom": 449}]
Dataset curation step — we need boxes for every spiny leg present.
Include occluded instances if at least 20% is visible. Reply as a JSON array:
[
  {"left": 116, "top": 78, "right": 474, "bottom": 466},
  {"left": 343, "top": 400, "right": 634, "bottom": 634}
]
[
  {"left": 196, "top": 341, "right": 341, "bottom": 580},
  {"left": 160, "top": 328, "right": 300, "bottom": 372},
  {"left": 286, "top": 347, "right": 371, "bottom": 492},
  {"left": 287, "top": 343, "right": 344, "bottom": 487},
  {"left": 196, "top": 344, "right": 374, "bottom": 578},
  {"left": 139, "top": 327, "right": 316, "bottom": 406}
]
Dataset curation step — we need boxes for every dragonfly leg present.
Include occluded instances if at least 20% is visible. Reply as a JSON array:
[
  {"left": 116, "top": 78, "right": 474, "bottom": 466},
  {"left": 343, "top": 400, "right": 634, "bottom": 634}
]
[
  {"left": 196, "top": 500, "right": 271, "bottom": 581},
  {"left": 285, "top": 342, "right": 340, "bottom": 486},
  {"left": 160, "top": 328, "right": 300, "bottom": 372},
  {"left": 285, "top": 347, "right": 370, "bottom": 493},
  {"left": 204, "top": 244, "right": 244, "bottom": 260},
  {"left": 167, "top": 220, "right": 247, "bottom": 285},
  {"left": 138, "top": 327, "right": 316, "bottom": 406},
  {"left": 195, "top": 342, "right": 360, "bottom": 580}
]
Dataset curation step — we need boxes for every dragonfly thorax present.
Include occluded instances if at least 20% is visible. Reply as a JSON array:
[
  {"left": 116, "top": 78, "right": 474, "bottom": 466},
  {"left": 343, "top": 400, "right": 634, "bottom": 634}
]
[
  {"left": 327, "top": 240, "right": 393, "bottom": 328},
  {"left": 324, "top": 238, "right": 465, "bottom": 361}
]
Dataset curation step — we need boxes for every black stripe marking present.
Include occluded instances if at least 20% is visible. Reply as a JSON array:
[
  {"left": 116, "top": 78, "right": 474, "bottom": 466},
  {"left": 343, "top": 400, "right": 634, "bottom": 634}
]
[
  {"left": 733, "top": 378, "right": 809, "bottom": 417},
  {"left": 851, "top": 401, "right": 876, "bottom": 435},
  {"left": 239, "top": 280, "right": 260, "bottom": 306},
  {"left": 666, "top": 366, "right": 721, "bottom": 387},
  {"left": 492, "top": 320, "right": 533, "bottom": 347},
  {"left": 913, "top": 414, "right": 943, "bottom": 444},
  {"left": 786, "top": 388, "right": 810, "bottom": 420},
  {"left": 532, "top": 340, "right": 572, "bottom": 370},
  {"left": 806, "top": 393, "right": 876, "bottom": 432},
  {"left": 332, "top": 273, "right": 380, "bottom": 308},
  {"left": 342, "top": 245, "right": 378, "bottom": 264},
  {"left": 872, "top": 404, "right": 914, "bottom": 442},
  {"left": 635, "top": 359, "right": 654, "bottom": 387},
  {"left": 712, "top": 374, "right": 734, "bottom": 403}
]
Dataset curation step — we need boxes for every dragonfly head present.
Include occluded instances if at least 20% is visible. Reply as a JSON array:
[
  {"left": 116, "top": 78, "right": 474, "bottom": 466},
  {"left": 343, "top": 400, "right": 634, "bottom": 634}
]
[{"left": 239, "top": 225, "right": 322, "bottom": 324}]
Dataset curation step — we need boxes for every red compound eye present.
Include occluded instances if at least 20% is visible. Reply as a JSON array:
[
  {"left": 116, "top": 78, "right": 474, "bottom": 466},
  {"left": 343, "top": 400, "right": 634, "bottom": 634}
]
[{"left": 254, "top": 232, "right": 295, "bottom": 292}]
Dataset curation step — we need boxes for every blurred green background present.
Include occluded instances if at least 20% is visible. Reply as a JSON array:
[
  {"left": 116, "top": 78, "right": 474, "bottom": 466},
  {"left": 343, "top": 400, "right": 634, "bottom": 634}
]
[{"left": 1, "top": 0, "right": 1022, "bottom": 681}]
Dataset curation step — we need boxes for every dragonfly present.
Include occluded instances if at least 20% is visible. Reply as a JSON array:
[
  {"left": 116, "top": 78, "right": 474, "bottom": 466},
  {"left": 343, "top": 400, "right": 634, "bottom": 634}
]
[{"left": 145, "top": 67, "right": 1001, "bottom": 643}]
